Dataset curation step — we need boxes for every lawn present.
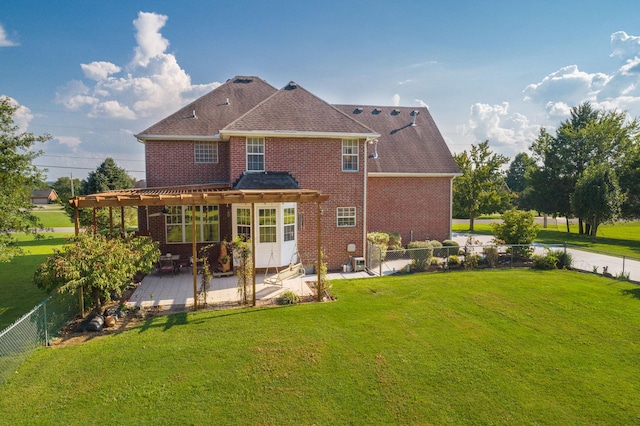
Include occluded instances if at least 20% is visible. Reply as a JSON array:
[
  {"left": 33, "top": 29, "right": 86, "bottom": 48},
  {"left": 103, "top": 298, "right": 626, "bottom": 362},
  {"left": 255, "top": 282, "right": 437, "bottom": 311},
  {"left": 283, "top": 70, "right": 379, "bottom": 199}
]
[
  {"left": 1, "top": 269, "right": 639, "bottom": 424},
  {"left": 0, "top": 233, "right": 73, "bottom": 330},
  {"left": 30, "top": 209, "right": 74, "bottom": 228},
  {"left": 454, "top": 220, "right": 640, "bottom": 259}
]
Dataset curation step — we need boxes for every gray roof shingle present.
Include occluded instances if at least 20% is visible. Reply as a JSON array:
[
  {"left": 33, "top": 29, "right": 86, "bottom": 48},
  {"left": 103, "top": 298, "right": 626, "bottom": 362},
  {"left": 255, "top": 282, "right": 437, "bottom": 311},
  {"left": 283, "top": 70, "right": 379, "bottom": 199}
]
[
  {"left": 222, "top": 82, "right": 377, "bottom": 136},
  {"left": 136, "top": 76, "right": 277, "bottom": 139},
  {"left": 334, "top": 105, "right": 460, "bottom": 175}
]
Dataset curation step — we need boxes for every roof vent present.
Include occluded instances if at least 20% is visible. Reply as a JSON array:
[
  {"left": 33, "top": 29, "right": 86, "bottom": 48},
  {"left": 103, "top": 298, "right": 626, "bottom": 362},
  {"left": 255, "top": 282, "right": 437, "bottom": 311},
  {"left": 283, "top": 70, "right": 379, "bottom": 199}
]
[
  {"left": 233, "top": 78, "right": 253, "bottom": 84},
  {"left": 285, "top": 81, "right": 297, "bottom": 90},
  {"left": 224, "top": 98, "right": 230, "bottom": 105},
  {"left": 191, "top": 110, "right": 197, "bottom": 119},
  {"left": 410, "top": 110, "right": 420, "bottom": 126},
  {"left": 372, "top": 108, "right": 382, "bottom": 115},
  {"left": 354, "top": 107, "right": 363, "bottom": 114},
  {"left": 391, "top": 109, "right": 401, "bottom": 115}
]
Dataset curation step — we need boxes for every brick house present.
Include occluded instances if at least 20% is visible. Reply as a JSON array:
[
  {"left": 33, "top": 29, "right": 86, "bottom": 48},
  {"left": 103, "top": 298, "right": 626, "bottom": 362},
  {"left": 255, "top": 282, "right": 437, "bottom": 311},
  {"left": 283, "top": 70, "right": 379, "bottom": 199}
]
[{"left": 134, "top": 76, "right": 460, "bottom": 270}]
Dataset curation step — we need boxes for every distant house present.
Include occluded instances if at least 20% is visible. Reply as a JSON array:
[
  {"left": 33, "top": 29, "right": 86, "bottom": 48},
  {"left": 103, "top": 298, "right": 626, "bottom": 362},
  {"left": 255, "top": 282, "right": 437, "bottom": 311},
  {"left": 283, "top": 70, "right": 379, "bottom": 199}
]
[
  {"left": 129, "top": 76, "right": 460, "bottom": 270},
  {"left": 31, "top": 188, "right": 58, "bottom": 205}
]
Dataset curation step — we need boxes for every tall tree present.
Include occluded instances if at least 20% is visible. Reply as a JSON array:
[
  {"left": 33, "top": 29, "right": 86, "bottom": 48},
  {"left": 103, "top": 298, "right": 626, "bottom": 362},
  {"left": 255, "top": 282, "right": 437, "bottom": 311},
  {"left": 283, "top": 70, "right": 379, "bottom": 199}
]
[
  {"left": 529, "top": 102, "right": 639, "bottom": 232},
  {"left": 82, "top": 157, "right": 134, "bottom": 194},
  {"left": 571, "top": 163, "right": 623, "bottom": 242},
  {"left": 51, "top": 175, "right": 82, "bottom": 205},
  {"left": 505, "top": 152, "right": 537, "bottom": 210},
  {"left": 453, "top": 140, "right": 510, "bottom": 231},
  {"left": 70, "top": 158, "right": 136, "bottom": 230},
  {"left": 0, "top": 97, "right": 51, "bottom": 262}
]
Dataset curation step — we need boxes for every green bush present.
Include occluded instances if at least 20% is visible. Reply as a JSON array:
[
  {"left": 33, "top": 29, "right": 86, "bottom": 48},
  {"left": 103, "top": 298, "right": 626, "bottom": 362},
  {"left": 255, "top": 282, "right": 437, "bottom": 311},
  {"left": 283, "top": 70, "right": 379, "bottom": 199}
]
[
  {"left": 447, "top": 255, "right": 460, "bottom": 266},
  {"left": 464, "top": 253, "right": 480, "bottom": 270},
  {"left": 388, "top": 232, "right": 403, "bottom": 250},
  {"left": 276, "top": 290, "right": 300, "bottom": 305},
  {"left": 533, "top": 252, "right": 559, "bottom": 270},
  {"left": 492, "top": 209, "right": 538, "bottom": 259},
  {"left": 430, "top": 240, "right": 445, "bottom": 257},
  {"left": 483, "top": 246, "right": 499, "bottom": 268},
  {"left": 549, "top": 249, "right": 572, "bottom": 269},
  {"left": 407, "top": 241, "right": 433, "bottom": 271}
]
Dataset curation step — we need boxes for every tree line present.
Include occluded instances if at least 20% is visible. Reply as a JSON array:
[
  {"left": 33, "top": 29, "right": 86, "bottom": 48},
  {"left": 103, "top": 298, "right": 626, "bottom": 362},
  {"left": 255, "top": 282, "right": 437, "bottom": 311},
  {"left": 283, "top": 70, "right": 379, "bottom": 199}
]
[{"left": 454, "top": 102, "right": 640, "bottom": 241}]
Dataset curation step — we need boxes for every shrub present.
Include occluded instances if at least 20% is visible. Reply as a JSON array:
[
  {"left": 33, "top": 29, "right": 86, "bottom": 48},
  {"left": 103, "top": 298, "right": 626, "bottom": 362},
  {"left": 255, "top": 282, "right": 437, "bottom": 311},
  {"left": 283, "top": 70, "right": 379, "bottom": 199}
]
[
  {"left": 492, "top": 209, "right": 538, "bottom": 258},
  {"left": 430, "top": 240, "right": 444, "bottom": 257},
  {"left": 441, "top": 240, "right": 460, "bottom": 258},
  {"left": 483, "top": 246, "right": 499, "bottom": 268},
  {"left": 388, "top": 232, "right": 403, "bottom": 250},
  {"left": 549, "top": 249, "right": 572, "bottom": 269},
  {"left": 276, "top": 290, "right": 300, "bottom": 305},
  {"left": 407, "top": 241, "right": 433, "bottom": 272},
  {"left": 447, "top": 255, "right": 460, "bottom": 266},
  {"left": 532, "top": 252, "right": 558, "bottom": 270},
  {"left": 367, "top": 232, "right": 390, "bottom": 261},
  {"left": 464, "top": 253, "right": 480, "bottom": 270}
]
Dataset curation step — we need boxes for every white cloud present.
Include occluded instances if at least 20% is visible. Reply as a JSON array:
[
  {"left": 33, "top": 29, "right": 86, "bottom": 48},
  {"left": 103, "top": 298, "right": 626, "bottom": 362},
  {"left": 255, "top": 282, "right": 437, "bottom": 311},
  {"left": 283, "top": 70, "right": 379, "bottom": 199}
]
[
  {"left": 610, "top": 31, "right": 640, "bottom": 59},
  {"left": 81, "top": 61, "right": 121, "bottom": 81},
  {"left": 415, "top": 99, "right": 429, "bottom": 108},
  {"left": 1, "top": 96, "right": 33, "bottom": 132},
  {"left": 130, "top": 12, "right": 170, "bottom": 67},
  {"left": 0, "top": 24, "right": 18, "bottom": 47},
  {"left": 391, "top": 93, "right": 400, "bottom": 106},
  {"left": 463, "top": 102, "right": 538, "bottom": 154},
  {"left": 523, "top": 65, "right": 609, "bottom": 108},
  {"left": 54, "top": 136, "right": 82, "bottom": 150},
  {"left": 55, "top": 11, "right": 221, "bottom": 120}
]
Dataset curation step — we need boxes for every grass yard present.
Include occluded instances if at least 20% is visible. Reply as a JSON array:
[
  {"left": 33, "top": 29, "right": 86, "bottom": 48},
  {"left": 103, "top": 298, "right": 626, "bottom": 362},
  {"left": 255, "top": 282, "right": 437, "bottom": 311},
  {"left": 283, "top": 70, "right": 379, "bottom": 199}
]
[
  {"left": 0, "top": 233, "right": 73, "bottom": 330},
  {"left": 30, "top": 207, "right": 74, "bottom": 228},
  {"left": 453, "top": 220, "right": 640, "bottom": 259},
  {"left": 1, "top": 269, "right": 639, "bottom": 424}
]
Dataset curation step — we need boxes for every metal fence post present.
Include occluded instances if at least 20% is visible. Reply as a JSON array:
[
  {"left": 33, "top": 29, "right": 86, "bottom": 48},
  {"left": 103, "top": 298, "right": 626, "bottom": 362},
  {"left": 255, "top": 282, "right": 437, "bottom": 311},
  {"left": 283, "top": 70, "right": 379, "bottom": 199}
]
[{"left": 43, "top": 301, "right": 48, "bottom": 347}]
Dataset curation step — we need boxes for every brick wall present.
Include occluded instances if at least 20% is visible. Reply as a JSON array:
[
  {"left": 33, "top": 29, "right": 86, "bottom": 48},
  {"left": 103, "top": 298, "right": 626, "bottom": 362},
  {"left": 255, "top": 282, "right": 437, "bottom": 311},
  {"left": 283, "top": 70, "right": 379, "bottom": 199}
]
[
  {"left": 366, "top": 176, "right": 453, "bottom": 244},
  {"left": 229, "top": 136, "right": 366, "bottom": 270},
  {"left": 145, "top": 140, "right": 229, "bottom": 187}
]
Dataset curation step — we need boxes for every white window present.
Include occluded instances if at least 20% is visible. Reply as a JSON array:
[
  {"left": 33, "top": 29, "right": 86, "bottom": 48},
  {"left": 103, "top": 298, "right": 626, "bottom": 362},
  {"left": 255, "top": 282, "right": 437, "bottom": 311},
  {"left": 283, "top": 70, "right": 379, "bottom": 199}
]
[
  {"left": 236, "top": 207, "right": 251, "bottom": 240},
  {"left": 166, "top": 205, "right": 219, "bottom": 243},
  {"left": 194, "top": 142, "right": 218, "bottom": 163},
  {"left": 342, "top": 139, "right": 358, "bottom": 171},
  {"left": 283, "top": 207, "right": 295, "bottom": 242},
  {"left": 259, "top": 208, "right": 277, "bottom": 243},
  {"left": 337, "top": 207, "right": 356, "bottom": 227},
  {"left": 247, "top": 137, "right": 265, "bottom": 172}
]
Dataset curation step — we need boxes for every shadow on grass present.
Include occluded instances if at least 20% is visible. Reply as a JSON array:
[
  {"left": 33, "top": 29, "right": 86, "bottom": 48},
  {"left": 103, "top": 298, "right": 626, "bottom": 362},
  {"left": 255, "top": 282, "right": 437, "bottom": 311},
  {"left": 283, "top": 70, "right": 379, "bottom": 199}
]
[
  {"left": 621, "top": 287, "right": 640, "bottom": 300},
  {"left": 136, "top": 305, "right": 272, "bottom": 334}
]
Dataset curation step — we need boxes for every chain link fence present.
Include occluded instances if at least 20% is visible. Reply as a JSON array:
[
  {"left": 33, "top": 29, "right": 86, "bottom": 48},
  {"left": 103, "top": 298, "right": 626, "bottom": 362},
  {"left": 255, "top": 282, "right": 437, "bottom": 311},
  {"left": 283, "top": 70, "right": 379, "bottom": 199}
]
[
  {"left": 367, "top": 241, "right": 639, "bottom": 282},
  {"left": 0, "top": 293, "right": 78, "bottom": 386}
]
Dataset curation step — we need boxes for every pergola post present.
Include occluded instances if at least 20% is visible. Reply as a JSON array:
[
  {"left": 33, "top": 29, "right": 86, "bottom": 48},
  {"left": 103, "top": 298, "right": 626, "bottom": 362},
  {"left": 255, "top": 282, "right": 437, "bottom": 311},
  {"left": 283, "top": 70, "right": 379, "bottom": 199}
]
[
  {"left": 192, "top": 204, "right": 198, "bottom": 310},
  {"left": 317, "top": 202, "right": 322, "bottom": 302}
]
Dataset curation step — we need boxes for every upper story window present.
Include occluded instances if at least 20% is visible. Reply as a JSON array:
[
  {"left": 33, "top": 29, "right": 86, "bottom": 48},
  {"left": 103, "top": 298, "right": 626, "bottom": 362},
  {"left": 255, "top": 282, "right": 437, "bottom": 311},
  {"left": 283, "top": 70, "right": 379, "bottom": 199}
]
[
  {"left": 342, "top": 139, "right": 358, "bottom": 171},
  {"left": 247, "top": 137, "right": 265, "bottom": 172},
  {"left": 194, "top": 141, "right": 218, "bottom": 163},
  {"left": 337, "top": 206, "right": 356, "bottom": 227}
]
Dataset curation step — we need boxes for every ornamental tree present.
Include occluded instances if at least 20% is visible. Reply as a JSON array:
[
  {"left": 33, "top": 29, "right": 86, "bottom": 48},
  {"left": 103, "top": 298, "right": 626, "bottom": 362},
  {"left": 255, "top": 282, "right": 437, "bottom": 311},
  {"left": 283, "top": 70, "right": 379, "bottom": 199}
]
[{"left": 33, "top": 232, "right": 159, "bottom": 311}]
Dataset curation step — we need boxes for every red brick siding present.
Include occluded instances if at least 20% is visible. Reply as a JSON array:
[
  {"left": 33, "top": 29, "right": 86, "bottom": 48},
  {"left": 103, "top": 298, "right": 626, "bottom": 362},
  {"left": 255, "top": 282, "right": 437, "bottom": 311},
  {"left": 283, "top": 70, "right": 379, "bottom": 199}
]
[
  {"left": 145, "top": 140, "right": 229, "bottom": 187},
  {"left": 366, "top": 176, "right": 452, "bottom": 244},
  {"left": 229, "top": 136, "right": 366, "bottom": 270}
]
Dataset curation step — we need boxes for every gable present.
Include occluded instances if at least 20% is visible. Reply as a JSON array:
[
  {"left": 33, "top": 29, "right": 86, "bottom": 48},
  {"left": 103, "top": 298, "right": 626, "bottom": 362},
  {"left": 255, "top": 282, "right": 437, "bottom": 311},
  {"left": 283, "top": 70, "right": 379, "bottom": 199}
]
[
  {"left": 334, "top": 105, "right": 460, "bottom": 175},
  {"left": 222, "top": 82, "right": 378, "bottom": 138},
  {"left": 136, "top": 76, "right": 277, "bottom": 141}
]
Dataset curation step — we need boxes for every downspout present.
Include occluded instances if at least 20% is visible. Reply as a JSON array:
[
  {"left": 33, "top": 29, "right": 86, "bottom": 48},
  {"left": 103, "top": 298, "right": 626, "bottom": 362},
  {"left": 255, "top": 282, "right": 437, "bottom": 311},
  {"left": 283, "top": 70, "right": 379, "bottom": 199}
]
[
  {"left": 363, "top": 139, "right": 367, "bottom": 263},
  {"left": 449, "top": 178, "right": 454, "bottom": 240}
]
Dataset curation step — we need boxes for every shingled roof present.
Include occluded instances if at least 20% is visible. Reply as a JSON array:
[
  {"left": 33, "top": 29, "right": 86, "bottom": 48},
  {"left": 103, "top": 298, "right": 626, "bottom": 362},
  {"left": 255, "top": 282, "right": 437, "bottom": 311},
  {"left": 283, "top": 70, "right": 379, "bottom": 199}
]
[
  {"left": 334, "top": 105, "right": 460, "bottom": 175},
  {"left": 136, "top": 76, "right": 277, "bottom": 141},
  {"left": 222, "top": 81, "right": 378, "bottom": 138}
]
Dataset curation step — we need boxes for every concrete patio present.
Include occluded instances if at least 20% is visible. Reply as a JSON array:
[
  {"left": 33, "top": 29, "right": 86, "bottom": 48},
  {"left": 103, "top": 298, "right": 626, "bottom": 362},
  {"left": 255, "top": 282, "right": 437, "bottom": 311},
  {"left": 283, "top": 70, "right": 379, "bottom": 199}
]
[{"left": 129, "top": 268, "right": 372, "bottom": 312}]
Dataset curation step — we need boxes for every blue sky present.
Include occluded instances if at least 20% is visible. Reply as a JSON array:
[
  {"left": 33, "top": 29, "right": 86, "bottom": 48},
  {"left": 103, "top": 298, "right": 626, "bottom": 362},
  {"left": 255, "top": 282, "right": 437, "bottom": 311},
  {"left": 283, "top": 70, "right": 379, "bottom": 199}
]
[{"left": 2, "top": 1, "right": 640, "bottom": 181}]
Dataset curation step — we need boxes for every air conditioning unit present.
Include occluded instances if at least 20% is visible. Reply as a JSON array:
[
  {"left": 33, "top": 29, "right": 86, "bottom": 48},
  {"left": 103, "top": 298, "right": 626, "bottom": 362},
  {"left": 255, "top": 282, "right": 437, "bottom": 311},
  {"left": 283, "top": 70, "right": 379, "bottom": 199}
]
[{"left": 351, "top": 256, "right": 365, "bottom": 272}]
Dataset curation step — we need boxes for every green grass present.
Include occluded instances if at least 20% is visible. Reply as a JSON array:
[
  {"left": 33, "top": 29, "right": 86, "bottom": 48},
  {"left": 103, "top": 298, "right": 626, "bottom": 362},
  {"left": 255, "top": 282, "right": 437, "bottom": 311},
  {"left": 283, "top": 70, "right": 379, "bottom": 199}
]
[
  {"left": 1, "top": 269, "right": 639, "bottom": 424},
  {"left": 453, "top": 220, "right": 640, "bottom": 259},
  {"left": 0, "top": 233, "right": 73, "bottom": 329},
  {"left": 30, "top": 206, "right": 74, "bottom": 228}
]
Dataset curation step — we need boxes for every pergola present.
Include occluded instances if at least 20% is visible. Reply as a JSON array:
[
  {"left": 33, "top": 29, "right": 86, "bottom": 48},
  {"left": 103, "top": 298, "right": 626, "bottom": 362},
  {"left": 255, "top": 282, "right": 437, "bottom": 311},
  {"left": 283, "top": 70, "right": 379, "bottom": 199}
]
[{"left": 69, "top": 184, "right": 330, "bottom": 308}]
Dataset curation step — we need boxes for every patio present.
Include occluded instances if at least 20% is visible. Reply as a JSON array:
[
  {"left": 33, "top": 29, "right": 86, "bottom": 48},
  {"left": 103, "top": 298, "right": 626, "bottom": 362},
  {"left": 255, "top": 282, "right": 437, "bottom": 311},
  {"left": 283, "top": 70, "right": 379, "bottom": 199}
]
[{"left": 128, "top": 268, "right": 372, "bottom": 312}]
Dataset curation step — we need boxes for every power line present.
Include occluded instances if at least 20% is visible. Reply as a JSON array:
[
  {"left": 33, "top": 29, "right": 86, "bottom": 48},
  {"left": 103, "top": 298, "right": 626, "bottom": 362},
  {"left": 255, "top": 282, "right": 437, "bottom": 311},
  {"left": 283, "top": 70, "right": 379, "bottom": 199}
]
[
  {"left": 40, "top": 154, "right": 144, "bottom": 163},
  {"left": 34, "top": 164, "right": 145, "bottom": 172}
]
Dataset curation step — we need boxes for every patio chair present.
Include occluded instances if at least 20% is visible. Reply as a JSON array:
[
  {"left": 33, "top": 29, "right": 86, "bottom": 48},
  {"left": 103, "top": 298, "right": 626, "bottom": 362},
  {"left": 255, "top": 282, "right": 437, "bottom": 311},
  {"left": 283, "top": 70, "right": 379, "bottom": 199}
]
[{"left": 159, "top": 254, "right": 175, "bottom": 276}]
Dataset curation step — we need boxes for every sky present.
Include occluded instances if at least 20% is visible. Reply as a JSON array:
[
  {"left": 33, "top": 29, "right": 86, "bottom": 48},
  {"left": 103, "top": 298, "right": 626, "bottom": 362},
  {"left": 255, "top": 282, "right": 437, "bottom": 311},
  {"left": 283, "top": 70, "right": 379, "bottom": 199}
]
[{"left": 2, "top": 0, "right": 640, "bottom": 182}]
